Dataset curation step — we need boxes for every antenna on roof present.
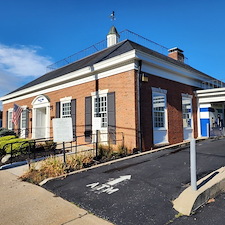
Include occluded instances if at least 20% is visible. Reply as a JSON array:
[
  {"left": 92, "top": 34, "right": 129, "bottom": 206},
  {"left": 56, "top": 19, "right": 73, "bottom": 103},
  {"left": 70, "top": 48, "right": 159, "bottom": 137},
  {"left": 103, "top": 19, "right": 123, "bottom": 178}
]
[{"left": 110, "top": 11, "right": 116, "bottom": 21}]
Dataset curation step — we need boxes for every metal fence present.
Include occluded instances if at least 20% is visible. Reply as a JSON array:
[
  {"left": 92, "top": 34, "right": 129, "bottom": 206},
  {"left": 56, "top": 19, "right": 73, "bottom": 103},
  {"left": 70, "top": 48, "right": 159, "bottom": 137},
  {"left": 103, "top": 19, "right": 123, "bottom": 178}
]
[{"left": 0, "top": 131, "right": 125, "bottom": 165}]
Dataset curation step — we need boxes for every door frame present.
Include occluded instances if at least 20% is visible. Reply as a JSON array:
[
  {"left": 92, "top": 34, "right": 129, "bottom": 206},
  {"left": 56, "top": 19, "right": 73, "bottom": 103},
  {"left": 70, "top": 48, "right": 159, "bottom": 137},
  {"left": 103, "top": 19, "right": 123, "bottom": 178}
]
[{"left": 32, "top": 95, "right": 50, "bottom": 139}]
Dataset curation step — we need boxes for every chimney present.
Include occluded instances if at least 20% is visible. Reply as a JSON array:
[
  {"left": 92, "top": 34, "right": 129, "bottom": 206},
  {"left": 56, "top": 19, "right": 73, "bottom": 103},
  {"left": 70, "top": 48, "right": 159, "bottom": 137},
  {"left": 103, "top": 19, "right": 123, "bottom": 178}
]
[
  {"left": 168, "top": 47, "right": 184, "bottom": 63},
  {"left": 107, "top": 26, "right": 120, "bottom": 47}
]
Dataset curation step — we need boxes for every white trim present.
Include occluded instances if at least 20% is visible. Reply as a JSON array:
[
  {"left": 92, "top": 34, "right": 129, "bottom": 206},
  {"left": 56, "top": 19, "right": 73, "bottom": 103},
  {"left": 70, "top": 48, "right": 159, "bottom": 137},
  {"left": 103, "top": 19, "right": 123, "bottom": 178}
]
[
  {"left": 60, "top": 97, "right": 72, "bottom": 118},
  {"left": 7, "top": 108, "right": 13, "bottom": 130},
  {"left": 91, "top": 90, "right": 109, "bottom": 143},
  {"left": 32, "top": 95, "right": 50, "bottom": 139},
  {"left": 60, "top": 96, "right": 72, "bottom": 102},
  {"left": 135, "top": 50, "right": 214, "bottom": 89},
  {"left": 21, "top": 105, "right": 27, "bottom": 110},
  {"left": 151, "top": 87, "right": 167, "bottom": 94},
  {"left": 0, "top": 51, "right": 136, "bottom": 102},
  {"left": 152, "top": 89, "right": 168, "bottom": 144},
  {"left": 32, "top": 95, "right": 50, "bottom": 106},
  {"left": 182, "top": 93, "right": 193, "bottom": 99},
  {"left": 91, "top": 89, "right": 109, "bottom": 96},
  {"left": 1, "top": 63, "right": 135, "bottom": 105}
]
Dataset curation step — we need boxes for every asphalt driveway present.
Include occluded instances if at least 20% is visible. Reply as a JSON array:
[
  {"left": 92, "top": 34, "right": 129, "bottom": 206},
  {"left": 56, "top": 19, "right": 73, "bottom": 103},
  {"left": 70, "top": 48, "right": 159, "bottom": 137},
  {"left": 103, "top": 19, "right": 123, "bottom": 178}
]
[{"left": 43, "top": 138, "right": 225, "bottom": 225}]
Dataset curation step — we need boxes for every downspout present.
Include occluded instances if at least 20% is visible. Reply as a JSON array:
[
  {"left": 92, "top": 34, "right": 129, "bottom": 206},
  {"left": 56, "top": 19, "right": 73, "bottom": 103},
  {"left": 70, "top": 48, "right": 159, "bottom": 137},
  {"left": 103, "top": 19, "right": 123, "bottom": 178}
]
[{"left": 137, "top": 60, "right": 142, "bottom": 151}]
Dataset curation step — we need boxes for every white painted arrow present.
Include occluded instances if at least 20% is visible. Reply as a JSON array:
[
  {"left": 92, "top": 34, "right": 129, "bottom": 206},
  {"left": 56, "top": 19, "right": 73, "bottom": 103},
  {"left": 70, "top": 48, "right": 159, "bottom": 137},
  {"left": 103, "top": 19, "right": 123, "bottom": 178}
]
[{"left": 107, "top": 175, "right": 131, "bottom": 186}]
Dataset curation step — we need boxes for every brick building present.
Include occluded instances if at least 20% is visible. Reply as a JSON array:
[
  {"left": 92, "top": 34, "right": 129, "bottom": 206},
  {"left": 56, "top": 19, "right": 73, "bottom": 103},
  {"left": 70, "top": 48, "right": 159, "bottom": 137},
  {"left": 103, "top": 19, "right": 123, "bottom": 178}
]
[{"left": 0, "top": 26, "right": 223, "bottom": 151}]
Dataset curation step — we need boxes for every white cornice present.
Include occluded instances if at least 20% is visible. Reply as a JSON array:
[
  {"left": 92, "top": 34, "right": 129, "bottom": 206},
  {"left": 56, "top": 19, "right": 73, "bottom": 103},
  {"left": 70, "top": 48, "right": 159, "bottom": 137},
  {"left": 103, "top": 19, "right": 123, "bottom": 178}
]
[
  {"left": 2, "top": 63, "right": 135, "bottom": 105},
  {"left": 135, "top": 50, "right": 213, "bottom": 88},
  {"left": 0, "top": 50, "right": 136, "bottom": 103}
]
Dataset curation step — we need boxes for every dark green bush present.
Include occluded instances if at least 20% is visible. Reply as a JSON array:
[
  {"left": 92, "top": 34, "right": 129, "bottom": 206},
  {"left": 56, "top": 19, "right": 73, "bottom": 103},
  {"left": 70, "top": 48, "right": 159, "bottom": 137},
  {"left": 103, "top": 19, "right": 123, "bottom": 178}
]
[{"left": 0, "top": 128, "right": 16, "bottom": 137}]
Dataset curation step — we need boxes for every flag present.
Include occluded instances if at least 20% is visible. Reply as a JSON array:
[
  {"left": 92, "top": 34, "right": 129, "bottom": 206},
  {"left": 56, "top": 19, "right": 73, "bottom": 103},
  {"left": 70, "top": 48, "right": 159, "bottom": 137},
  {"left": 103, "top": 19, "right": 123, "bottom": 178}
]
[{"left": 12, "top": 104, "right": 23, "bottom": 126}]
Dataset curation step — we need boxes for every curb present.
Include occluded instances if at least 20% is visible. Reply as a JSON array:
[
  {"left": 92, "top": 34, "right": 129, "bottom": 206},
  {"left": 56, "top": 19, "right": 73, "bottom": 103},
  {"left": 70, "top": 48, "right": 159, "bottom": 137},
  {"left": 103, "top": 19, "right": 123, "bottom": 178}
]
[{"left": 173, "top": 166, "right": 225, "bottom": 215}]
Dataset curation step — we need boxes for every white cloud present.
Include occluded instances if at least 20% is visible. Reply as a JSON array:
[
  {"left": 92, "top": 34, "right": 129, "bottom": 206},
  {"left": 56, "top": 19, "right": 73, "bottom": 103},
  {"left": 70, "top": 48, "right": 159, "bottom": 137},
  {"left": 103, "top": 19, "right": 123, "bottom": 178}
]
[
  {"left": 0, "top": 43, "right": 53, "bottom": 110},
  {"left": 0, "top": 44, "right": 52, "bottom": 77}
]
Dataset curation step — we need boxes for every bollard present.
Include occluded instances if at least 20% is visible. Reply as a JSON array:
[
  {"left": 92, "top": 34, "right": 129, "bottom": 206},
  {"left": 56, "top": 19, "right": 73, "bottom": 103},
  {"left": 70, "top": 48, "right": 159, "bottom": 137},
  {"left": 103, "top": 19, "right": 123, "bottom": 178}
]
[{"left": 190, "top": 139, "right": 197, "bottom": 191}]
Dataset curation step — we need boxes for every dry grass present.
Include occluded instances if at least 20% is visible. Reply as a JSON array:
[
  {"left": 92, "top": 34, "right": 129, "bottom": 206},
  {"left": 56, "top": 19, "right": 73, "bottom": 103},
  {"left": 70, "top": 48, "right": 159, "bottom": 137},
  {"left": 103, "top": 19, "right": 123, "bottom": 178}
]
[
  {"left": 20, "top": 144, "right": 130, "bottom": 184},
  {"left": 20, "top": 153, "right": 93, "bottom": 184}
]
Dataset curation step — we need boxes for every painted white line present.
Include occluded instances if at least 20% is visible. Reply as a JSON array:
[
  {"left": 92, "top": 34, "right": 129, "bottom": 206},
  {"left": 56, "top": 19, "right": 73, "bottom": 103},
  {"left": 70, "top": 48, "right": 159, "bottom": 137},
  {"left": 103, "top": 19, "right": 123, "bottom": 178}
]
[
  {"left": 107, "top": 175, "right": 131, "bottom": 186},
  {"left": 86, "top": 175, "right": 131, "bottom": 195}
]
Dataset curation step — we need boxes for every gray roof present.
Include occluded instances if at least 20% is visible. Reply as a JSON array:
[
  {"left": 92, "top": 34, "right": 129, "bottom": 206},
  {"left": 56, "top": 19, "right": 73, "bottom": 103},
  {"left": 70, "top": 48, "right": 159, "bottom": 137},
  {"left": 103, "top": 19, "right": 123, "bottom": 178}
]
[{"left": 9, "top": 39, "right": 212, "bottom": 95}]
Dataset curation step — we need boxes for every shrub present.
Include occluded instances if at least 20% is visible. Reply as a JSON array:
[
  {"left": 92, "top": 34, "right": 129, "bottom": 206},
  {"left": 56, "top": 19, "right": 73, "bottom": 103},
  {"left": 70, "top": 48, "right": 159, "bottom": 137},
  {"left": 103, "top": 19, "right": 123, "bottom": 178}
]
[
  {"left": 0, "top": 128, "right": 16, "bottom": 137},
  {"left": 98, "top": 144, "right": 113, "bottom": 159},
  {"left": 0, "top": 135, "right": 17, "bottom": 142},
  {"left": 0, "top": 138, "right": 33, "bottom": 156}
]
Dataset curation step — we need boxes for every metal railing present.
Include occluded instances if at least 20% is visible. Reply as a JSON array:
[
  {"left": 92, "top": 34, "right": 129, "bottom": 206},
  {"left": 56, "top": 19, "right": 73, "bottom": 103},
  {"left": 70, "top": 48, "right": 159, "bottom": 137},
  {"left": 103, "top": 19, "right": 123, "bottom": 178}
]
[
  {"left": 0, "top": 131, "right": 125, "bottom": 165},
  {"left": 46, "top": 29, "right": 188, "bottom": 72}
]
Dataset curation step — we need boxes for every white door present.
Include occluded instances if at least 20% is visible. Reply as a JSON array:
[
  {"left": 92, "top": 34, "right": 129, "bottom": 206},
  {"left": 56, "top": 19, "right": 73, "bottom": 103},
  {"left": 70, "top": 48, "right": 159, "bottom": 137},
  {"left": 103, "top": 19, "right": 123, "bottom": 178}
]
[
  {"left": 92, "top": 94, "right": 108, "bottom": 144},
  {"left": 35, "top": 107, "right": 46, "bottom": 139}
]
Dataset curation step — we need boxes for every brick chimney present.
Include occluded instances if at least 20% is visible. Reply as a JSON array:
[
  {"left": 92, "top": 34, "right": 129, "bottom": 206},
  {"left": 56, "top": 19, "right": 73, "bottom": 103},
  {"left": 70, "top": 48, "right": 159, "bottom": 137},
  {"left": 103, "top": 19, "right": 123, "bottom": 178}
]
[{"left": 168, "top": 47, "right": 184, "bottom": 63}]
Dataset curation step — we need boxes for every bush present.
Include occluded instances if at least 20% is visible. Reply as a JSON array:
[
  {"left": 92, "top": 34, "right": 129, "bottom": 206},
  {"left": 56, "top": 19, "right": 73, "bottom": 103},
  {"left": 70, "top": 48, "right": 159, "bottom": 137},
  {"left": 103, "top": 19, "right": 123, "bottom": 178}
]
[
  {"left": 0, "top": 128, "right": 16, "bottom": 137},
  {"left": 0, "top": 137, "right": 33, "bottom": 156},
  {"left": 0, "top": 135, "right": 17, "bottom": 142}
]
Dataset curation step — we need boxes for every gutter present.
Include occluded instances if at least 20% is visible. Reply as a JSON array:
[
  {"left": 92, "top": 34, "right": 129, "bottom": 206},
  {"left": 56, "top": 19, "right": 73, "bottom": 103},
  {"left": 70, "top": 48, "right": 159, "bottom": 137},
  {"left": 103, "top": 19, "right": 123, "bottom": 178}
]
[{"left": 137, "top": 60, "right": 142, "bottom": 151}]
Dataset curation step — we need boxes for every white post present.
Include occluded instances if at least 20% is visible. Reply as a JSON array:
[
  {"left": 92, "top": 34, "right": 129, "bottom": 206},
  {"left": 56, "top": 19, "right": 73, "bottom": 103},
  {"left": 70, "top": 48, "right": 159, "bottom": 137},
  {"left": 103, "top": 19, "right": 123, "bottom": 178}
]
[
  {"left": 190, "top": 139, "right": 197, "bottom": 191},
  {"left": 206, "top": 123, "right": 209, "bottom": 137}
]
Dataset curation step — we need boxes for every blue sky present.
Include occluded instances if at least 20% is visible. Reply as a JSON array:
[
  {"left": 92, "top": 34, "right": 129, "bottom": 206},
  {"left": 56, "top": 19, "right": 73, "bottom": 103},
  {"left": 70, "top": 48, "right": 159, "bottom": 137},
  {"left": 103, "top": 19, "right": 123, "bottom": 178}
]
[{"left": 0, "top": 0, "right": 225, "bottom": 109}]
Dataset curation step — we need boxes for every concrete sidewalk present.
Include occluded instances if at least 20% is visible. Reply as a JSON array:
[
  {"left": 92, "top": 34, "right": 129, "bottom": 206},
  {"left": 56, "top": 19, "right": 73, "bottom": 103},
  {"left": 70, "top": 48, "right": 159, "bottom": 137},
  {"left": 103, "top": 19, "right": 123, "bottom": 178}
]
[{"left": 0, "top": 170, "right": 113, "bottom": 225}]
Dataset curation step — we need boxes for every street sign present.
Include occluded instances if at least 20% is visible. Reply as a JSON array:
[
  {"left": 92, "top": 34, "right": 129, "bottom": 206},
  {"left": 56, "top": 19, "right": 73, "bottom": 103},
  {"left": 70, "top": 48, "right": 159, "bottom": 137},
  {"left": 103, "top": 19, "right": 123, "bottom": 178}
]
[
  {"left": 93, "top": 117, "right": 102, "bottom": 130},
  {"left": 52, "top": 118, "right": 73, "bottom": 142}
]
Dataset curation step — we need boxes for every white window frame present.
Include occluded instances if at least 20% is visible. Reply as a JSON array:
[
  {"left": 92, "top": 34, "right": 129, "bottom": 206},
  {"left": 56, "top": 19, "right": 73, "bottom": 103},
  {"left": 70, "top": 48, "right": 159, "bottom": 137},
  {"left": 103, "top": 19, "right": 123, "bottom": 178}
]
[
  {"left": 60, "top": 97, "right": 72, "bottom": 118},
  {"left": 182, "top": 95, "right": 193, "bottom": 129},
  {"left": 94, "top": 95, "right": 108, "bottom": 128},
  {"left": 8, "top": 108, "right": 13, "bottom": 130},
  {"left": 91, "top": 89, "right": 109, "bottom": 129},
  {"left": 152, "top": 88, "right": 168, "bottom": 130},
  {"left": 20, "top": 106, "right": 28, "bottom": 129}
]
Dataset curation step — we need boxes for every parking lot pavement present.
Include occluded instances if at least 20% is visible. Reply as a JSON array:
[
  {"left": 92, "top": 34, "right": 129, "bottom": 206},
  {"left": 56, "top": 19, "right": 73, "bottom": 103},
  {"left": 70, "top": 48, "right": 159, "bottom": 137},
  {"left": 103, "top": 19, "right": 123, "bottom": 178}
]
[{"left": 43, "top": 138, "right": 225, "bottom": 225}]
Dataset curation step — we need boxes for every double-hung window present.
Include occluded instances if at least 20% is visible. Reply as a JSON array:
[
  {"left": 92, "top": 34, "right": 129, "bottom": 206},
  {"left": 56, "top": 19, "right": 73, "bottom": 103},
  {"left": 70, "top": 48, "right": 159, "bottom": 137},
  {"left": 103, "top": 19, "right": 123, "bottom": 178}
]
[
  {"left": 94, "top": 95, "right": 107, "bottom": 127},
  {"left": 182, "top": 97, "right": 192, "bottom": 128},
  {"left": 8, "top": 110, "right": 13, "bottom": 130},
  {"left": 60, "top": 97, "right": 72, "bottom": 118},
  {"left": 152, "top": 92, "right": 167, "bottom": 129},
  {"left": 21, "top": 110, "right": 27, "bottom": 129}
]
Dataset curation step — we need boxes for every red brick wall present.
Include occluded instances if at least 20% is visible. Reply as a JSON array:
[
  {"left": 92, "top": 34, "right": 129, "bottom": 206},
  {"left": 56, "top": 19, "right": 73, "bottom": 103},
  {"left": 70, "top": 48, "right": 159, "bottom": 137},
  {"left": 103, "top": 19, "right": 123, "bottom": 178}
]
[
  {"left": 2, "top": 69, "right": 199, "bottom": 151},
  {"left": 140, "top": 73, "right": 198, "bottom": 150},
  {"left": 2, "top": 70, "right": 137, "bottom": 150}
]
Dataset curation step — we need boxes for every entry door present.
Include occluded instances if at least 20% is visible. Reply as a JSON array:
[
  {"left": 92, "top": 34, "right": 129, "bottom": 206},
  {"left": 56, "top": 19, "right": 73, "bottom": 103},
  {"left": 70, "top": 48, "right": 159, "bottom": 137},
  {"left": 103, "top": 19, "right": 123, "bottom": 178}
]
[{"left": 35, "top": 107, "right": 46, "bottom": 139}]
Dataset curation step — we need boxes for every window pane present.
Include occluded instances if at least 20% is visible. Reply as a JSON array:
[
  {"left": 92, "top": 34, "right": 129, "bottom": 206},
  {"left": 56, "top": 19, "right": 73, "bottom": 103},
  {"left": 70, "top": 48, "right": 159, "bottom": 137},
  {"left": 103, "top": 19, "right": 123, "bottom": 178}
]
[
  {"left": 153, "top": 94, "right": 166, "bottom": 128},
  {"left": 62, "top": 102, "right": 71, "bottom": 118},
  {"left": 21, "top": 111, "right": 26, "bottom": 129},
  {"left": 182, "top": 98, "right": 192, "bottom": 128},
  {"left": 94, "top": 96, "right": 107, "bottom": 127}
]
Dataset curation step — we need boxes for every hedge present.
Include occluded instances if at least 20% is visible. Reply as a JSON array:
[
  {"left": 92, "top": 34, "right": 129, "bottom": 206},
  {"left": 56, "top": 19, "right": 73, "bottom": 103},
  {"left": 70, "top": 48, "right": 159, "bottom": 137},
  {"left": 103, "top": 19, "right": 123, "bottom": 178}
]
[
  {"left": 0, "top": 128, "right": 16, "bottom": 137},
  {"left": 0, "top": 136, "right": 33, "bottom": 156}
]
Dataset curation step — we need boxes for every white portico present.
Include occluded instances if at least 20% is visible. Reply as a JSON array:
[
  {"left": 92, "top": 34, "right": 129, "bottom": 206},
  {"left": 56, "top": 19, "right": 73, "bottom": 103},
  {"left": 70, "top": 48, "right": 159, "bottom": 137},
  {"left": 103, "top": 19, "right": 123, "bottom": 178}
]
[
  {"left": 196, "top": 87, "right": 225, "bottom": 137},
  {"left": 32, "top": 95, "right": 51, "bottom": 139}
]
